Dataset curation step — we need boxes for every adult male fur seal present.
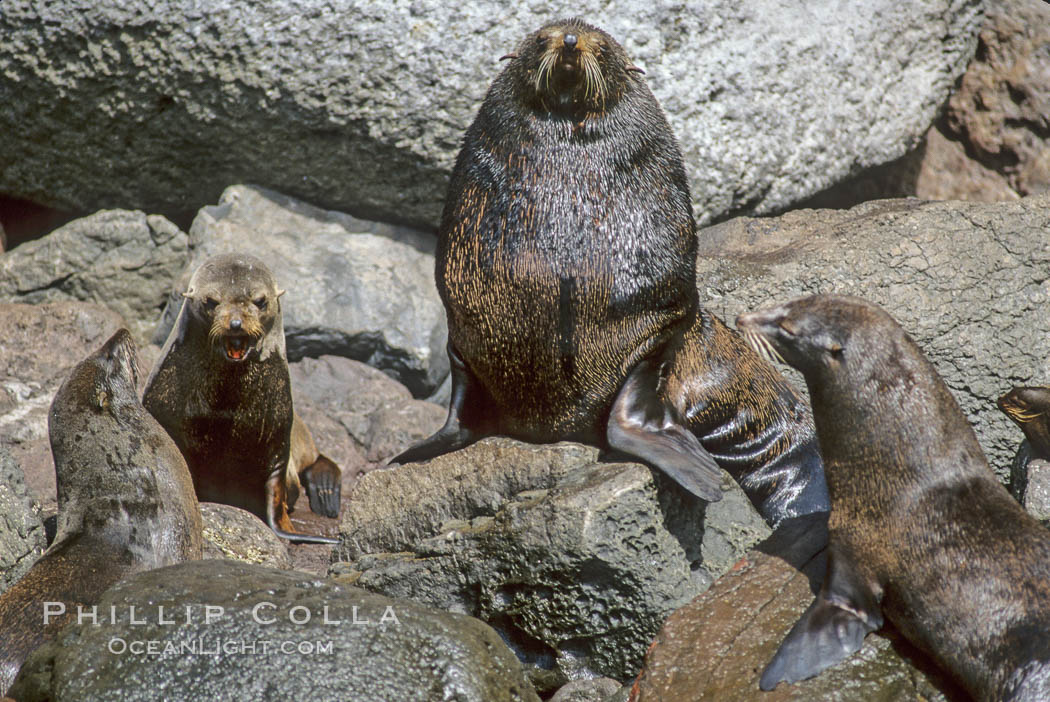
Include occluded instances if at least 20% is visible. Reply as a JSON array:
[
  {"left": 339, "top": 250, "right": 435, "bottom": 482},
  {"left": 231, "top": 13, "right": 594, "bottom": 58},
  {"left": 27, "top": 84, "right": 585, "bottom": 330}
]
[
  {"left": 392, "top": 17, "right": 827, "bottom": 525},
  {"left": 143, "top": 253, "right": 340, "bottom": 544},
  {"left": 0, "top": 330, "right": 202, "bottom": 694},
  {"left": 737, "top": 295, "right": 1050, "bottom": 700}
]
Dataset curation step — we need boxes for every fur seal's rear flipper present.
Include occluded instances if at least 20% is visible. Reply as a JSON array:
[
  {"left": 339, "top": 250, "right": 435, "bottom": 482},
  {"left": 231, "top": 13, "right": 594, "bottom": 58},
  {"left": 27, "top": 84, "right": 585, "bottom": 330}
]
[
  {"left": 761, "top": 546, "right": 883, "bottom": 690},
  {"left": 607, "top": 357, "right": 724, "bottom": 502},
  {"left": 301, "top": 455, "right": 341, "bottom": 519},
  {"left": 390, "top": 346, "right": 493, "bottom": 465},
  {"left": 266, "top": 473, "right": 338, "bottom": 545},
  {"left": 760, "top": 594, "right": 880, "bottom": 689}
]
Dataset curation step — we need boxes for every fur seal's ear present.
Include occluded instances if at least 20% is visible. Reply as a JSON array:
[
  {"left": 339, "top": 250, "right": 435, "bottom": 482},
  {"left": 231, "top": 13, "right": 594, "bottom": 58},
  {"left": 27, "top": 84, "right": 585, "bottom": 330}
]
[
  {"left": 182, "top": 287, "right": 194, "bottom": 299},
  {"left": 499, "top": 52, "right": 519, "bottom": 61},
  {"left": 276, "top": 288, "right": 286, "bottom": 299},
  {"left": 626, "top": 64, "right": 645, "bottom": 74}
]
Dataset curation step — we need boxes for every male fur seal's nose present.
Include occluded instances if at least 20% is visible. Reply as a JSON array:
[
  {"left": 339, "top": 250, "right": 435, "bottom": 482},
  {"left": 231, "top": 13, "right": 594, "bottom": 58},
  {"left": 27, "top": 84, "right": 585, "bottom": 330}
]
[
  {"left": 230, "top": 318, "right": 242, "bottom": 331},
  {"left": 563, "top": 34, "right": 577, "bottom": 50}
]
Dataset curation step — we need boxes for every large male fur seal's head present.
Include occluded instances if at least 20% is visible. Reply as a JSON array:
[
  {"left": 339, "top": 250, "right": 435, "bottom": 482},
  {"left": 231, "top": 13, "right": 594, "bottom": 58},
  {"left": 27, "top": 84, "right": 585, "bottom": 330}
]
[
  {"left": 182, "top": 253, "right": 285, "bottom": 364},
  {"left": 501, "top": 17, "right": 643, "bottom": 116}
]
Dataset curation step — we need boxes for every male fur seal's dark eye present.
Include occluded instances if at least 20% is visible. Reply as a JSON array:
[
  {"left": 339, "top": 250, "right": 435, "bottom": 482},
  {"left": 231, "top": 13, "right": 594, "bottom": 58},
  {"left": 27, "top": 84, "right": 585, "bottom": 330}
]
[
  {"left": 204, "top": 298, "right": 218, "bottom": 310},
  {"left": 254, "top": 297, "right": 267, "bottom": 310}
]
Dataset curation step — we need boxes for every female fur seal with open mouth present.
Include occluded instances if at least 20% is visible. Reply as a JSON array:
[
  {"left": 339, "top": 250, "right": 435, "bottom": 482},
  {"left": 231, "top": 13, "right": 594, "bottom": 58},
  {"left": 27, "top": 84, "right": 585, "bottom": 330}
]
[{"left": 144, "top": 253, "right": 341, "bottom": 544}]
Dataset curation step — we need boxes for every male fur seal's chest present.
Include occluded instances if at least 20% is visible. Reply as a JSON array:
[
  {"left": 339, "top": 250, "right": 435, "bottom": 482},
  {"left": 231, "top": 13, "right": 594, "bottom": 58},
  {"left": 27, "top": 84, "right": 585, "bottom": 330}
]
[{"left": 438, "top": 123, "right": 695, "bottom": 439}]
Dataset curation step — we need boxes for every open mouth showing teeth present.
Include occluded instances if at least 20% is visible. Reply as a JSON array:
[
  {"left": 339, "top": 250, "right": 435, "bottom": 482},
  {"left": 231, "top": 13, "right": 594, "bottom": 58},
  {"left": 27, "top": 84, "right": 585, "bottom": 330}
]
[{"left": 224, "top": 336, "right": 251, "bottom": 362}]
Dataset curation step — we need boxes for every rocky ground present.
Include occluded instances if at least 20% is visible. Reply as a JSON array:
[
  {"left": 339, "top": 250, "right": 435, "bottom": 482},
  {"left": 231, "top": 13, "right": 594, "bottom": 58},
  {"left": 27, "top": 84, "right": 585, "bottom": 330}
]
[{"left": 2, "top": 1, "right": 1050, "bottom": 700}]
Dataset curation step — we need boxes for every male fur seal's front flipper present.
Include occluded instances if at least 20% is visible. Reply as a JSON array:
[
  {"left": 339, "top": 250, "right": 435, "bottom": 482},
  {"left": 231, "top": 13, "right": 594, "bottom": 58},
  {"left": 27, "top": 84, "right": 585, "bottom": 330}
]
[
  {"left": 390, "top": 345, "right": 493, "bottom": 465},
  {"left": 301, "top": 455, "right": 341, "bottom": 519},
  {"left": 760, "top": 548, "right": 883, "bottom": 690},
  {"left": 607, "top": 357, "right": 724, "bottom": 502}
]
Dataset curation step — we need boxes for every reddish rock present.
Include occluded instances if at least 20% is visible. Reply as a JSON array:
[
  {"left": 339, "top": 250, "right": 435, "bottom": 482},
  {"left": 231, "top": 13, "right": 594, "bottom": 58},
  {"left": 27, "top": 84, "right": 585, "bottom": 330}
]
[
  {"left": 926, "top": 0, "right": 1050, "bottom": 201},
  {"left": 630, "top": 515, "right": 968, "bottom": 702},
  {"left": 0, "top": 301, "right": 127, "bottom": 512}
]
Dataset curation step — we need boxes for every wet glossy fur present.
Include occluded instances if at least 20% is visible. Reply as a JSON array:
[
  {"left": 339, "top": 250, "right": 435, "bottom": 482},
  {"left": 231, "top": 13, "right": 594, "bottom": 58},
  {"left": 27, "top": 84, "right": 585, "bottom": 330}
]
[
  {"left": 396, "top": 18, "right": 827, "bottom": 524},
  {"left": 740, "top": 295, "right": 1050, "bottom": 701},
  {"left": 0, "top": 330, "right": 202, "bottom": 694},
  {"left": 143, "top": 254, "right": 339, "bottom": 543}
]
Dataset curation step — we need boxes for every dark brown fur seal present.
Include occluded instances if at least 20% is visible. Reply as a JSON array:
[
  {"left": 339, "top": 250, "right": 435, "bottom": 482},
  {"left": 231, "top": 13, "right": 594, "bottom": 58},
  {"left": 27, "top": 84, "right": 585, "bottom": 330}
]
[
  {"left": 143, "top": 253, "right": 340, "bottom": 544},
  {"left": 999, "top": 386, "right": 1050, "bottom": 460},
  {"left": 0, "top": 330, "right": 203, "bottom": 694},
  {"left": 392, "top": 17, "right": 827, "bottom": 525},
  {"left": 737, "top": 295, "right": 1050, "bottom": 700}
]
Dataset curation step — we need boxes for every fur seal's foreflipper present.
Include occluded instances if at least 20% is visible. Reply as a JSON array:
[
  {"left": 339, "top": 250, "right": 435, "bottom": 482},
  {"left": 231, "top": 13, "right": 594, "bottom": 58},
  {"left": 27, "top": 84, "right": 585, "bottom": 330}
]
[
  {"left": 301, "top": 455, "right": 341, "bottom": 519},
  {"left": 608, "top": 357, "right": 724, "bottom": 502},
  {"left": 390, "top": 346, "right": 492, "bottom": 465},
  {"left": 266, "top": 473, "right": 338, "bottom": 545},
  {"left": 761, "top": 549, "right": 882, "bottom": 690}
]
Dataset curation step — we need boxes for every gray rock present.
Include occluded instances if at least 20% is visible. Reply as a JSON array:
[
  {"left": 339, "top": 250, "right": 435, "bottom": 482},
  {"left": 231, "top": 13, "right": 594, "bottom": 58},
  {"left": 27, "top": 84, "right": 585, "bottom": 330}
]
[
  {"left": 331, "top": 438, "right": 769, "bottom": 684},
  {"left": 696, "top": 195, "right": 1050, "bottom": 479},
  {"left": 549, "top": 678, "right": 622, "bottom": 702},
  {"left": 153, "top": 185, "right": 447, "bottom": 397},
  {"left": 200, "top": 503, "right": 291, "bottom": 569},
  {"left": 288, "top": 355, "right": 444, "bottom": 462},
  {"left": 0, "top": 210, "right": 188, "bottom": 341},
  {"left": 0, "top": 446, "right": 46, "bottom": 595},
  {"left": 0, "top": 301, "right": 128, "bottom": 512},
  {"left": 0, "top": 1, "right": 982, "bottom": 228},
  {"left": 10, "top": 559, "right": 540, "bottom": 702},
  {"left": 1021, "top": 458, "right": 1050, "bottom": 523}
]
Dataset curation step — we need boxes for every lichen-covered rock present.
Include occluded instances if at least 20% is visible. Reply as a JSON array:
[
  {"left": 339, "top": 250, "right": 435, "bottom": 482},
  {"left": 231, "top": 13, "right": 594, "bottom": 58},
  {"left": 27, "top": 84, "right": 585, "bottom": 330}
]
[
  {"left": 697, "top": 195, "right": 1050, "bottom": 478},
  {"left": 10, "top": 560, "right": 539, "bottom": 702},
  {"left": 332, "top": 439, "right": 769, "bottom": 685},
  {"left": 549, "top": 678, "right": 622, "bottom": 702},
  {"left": 0, "top": 0, "right": 982, "bottom": 228},
  {"left": 0, "top": 210, "right": 187, "bottom": 341},
  {"left": 153, "top": 186, "right": 447, "bottom": 397},
  {"left": 200, "top": 503, "right": 290, "bottom": 569}
]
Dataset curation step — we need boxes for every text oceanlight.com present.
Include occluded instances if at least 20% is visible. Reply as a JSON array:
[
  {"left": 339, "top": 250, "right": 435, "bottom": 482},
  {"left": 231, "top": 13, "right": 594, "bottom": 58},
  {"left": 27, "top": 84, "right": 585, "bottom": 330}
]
[{"left": 108, "top": 638, "right": 335, "bottom": 656}]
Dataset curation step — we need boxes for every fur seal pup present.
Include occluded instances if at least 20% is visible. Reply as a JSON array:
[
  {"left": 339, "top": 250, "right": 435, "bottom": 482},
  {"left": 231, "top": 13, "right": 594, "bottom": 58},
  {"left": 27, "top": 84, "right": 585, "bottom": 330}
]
[
  {"left": 0, "top": 329, "right": 203, "bottom": 694},
  {"left": 737, "top": 295, "right": 1050, "bottom": 700},
  {"left": 143, "top": 253, "right": 340, "bottom": 544},
  {"left": 392, "top": 17, "right": 827, "bottom": 525},
  {"left": 998, "top": 386, "right": 1050, "bottom": 460}
]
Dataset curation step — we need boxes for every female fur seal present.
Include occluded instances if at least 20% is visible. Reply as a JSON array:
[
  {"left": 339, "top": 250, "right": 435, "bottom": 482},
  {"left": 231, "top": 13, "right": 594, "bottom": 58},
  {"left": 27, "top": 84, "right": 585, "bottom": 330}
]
[
  {"left": 392, "top": 17, "right": 827, "bottom": 525},
  {"left": 143, "top": 253, "right": 340, "bottom": 544},
  {"left": 0, "top": 329, "right": 202, "bottom": 694},
  {"left": 737, "top": 295, "right": 1050, "bottom": 700}
]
